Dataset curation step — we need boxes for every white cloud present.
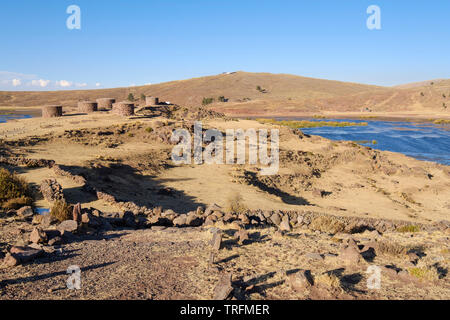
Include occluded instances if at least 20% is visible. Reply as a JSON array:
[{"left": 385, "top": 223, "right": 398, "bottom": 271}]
[
  {"left": 12, "top": 79, "right": 22, "bottom": 87},
  {"left": 56, "top": 80, "right": 72, "bottom": 87},
  {"left": 31, "top": 79, "right": 50, "bottom": 87},
  {"left": 95, "top": 83, "right": 101, "bottom": 87},
  {"left": 75, "top": 83, "right": 88, "bottom": 87}
]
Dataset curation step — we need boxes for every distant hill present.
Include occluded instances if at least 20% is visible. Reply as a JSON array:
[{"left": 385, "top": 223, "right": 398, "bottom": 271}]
[{"left": 0, "top": 71, "right": 448, "bottom": 115}]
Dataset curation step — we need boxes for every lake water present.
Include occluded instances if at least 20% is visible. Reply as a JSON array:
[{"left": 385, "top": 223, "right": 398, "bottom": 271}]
[
  {"left": 297, "top": 119, "right": 450, "bottom": 165},
  {"left": 0, "top": 113, "right": 32, "bottom": 123}
]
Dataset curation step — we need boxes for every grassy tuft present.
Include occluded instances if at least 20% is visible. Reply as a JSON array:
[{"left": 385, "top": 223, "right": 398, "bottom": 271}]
[
  {"left": 50, "top": 200, "right": 72, "bottom": 222},
  {"left": 225, "top": 193, "right": 248, "bottom": 214},
  {"left": 0, "top": 168, "right": 32, "bottom": 209},
  {"left": 376, "top": 241, "right": 407, "bottom": 256},
  {"left": 408, "top": 267, "right": 439, "bottom": 281},
  {"left": 396, "top": 225, "right": 421, "bottom": 233},
  {"left": 309, "top": 216, "right": 346, "bottom": 234}
]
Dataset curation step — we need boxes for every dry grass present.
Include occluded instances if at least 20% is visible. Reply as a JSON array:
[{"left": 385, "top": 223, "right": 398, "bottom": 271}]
[
  {"left": 314, "top": 273, "right": 341, "bottom": 289},
  {"left": 0, "top": 168, "right": 32, "bottom": 209},
  {"left": 309, "top": 216, "right": 346, "bottom": 234},
  {"left": 2, "top": 196, "right": 33, "bottom": 210},
  {"left": 376, "top": 241, "right": 407, "bottom": 256},
  {"left": 50, "top": 200, "right": 72, "bottom": 222},
  {"left": 225, "top": 193, "right": 248, "bottom": 214}
]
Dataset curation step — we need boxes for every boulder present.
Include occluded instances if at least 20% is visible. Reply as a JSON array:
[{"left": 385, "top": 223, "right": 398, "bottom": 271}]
[
  {"left": 270, "top": 213, "right": 281, "bottom": 226},
  {"left": 2, "top": 253, "right": 19, "bottom": 267},
  {"left": 173, "top": 215, "right": 187, "bottom": 227},
  {"left": 210, "top": 232, "right": 223, "bottom": 251},
  {"left": 287, "top": 270, "right": 313, "bottom": 291},
  {"left": 57, "top": 220, "right": 78, "bottom": 233},
  {"left": 205, "top": 204, "right": 222, "bottom": 216},
  {"left": 339, "top": 245, "right": 362, "bottom": 264},
  {"left": 279, "top": 215, "right": 291, "bottom": 232},
  {"left": 213, "top": 273, "right": 233, "bottom": 300},
  {"left": 30, "top": 227, "right": 48, "bottom": 244},
  {"left": 236, "top": 229, "right": 249, "bottom": 244},
  {"left": 40, "top": 214, "right": 58, "bottom": 228},
  {"left": 185, "top": 215, "right": 203, "bottom": 227},
  {"left": 48, "top": 236, "right": 63, "bottom": 246},
  {"left": 16, "top": 206, "right": 34, "bottom": 219},
  {"left": 81, "top": 213, "right": 102, "bottom": 228},
  {"left": 72, "top": 203, "right": 82, "bottom": 223},
  {"left": 9, "top": 246, "right": 44, "bottom": 263}
]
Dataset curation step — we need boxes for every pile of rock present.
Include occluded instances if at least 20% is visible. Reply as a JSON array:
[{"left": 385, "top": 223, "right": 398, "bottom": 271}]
[{"left": 40, "top": 178, "right": 65, "bottom": 203}]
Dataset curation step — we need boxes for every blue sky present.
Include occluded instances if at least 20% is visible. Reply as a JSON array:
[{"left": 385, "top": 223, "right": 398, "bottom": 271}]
[{"left": 0, "top": 0, "right": 449, "bottom": 90}]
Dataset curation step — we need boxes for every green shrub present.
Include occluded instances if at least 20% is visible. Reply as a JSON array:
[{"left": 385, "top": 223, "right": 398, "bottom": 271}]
[
  {"left": 127, "top": 93, "right": 135, "bottom": 102},
  {"left": 397, "top": 225, "right": 420, "bottom": 233},
  {"left": 145, "top": 127, "right": 153, "bottom": 133},
  {"left": 50, "top": 200, "right": 72, "bottom": 222},
  {"left": 0, "top": 168, "right": 32, "bottom": 208},
  {"left": 202, "top": 97, "right": 214, "bottom": 106}
]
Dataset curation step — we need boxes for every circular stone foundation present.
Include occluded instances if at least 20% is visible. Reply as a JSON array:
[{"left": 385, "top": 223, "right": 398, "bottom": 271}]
[{"left": 42, "top": 105, "right": 63, "bottom": 118}]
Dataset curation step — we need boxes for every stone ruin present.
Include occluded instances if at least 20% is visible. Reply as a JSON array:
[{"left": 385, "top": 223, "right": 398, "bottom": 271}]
[
  {"left": 78, "top": 101, "right": 98, "bottom": 113},
  {"left": 96, "top": 98, "right": 116, "bottom": 110},
  {"left": 112, "top": 101, "right": 135, "bottom": 116},
  {"left": 145, "top": 96, "right": 159, "bottom": 106},
  {"left": 41, "top": 105, "right": 63, "bottom": 118}
]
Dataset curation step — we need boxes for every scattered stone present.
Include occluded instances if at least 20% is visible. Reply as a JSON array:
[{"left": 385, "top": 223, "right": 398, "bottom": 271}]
[
  {"left": 270, "top": 213, "right": 281, "bottom": 226},
  {"left": 211, "top": 232, "right": 223, "bottom": 251},
  {"left": 185, "top": 214, "right": 203, "bottom": 227},
  {"left": 40, "top": 214, "right": 58, "bottom": 228},
  {"left": 173, "top": 215, "right": 187, "bottom": 227},
  {"left": 287, "top": 270, "right": 313, "bottom": 291},
  {"left": 9, "top": 246, "right": 43, "bottom": 263},
  {"left": 2, "top": 253, "right": 19, "bottom": 267},
  {"left": 236, "top": 229, "right": 249, "bottom": 244},
  {"left": 279, "top": 215, "right": 291, "bottom": 232},
  {"left": 48, "top": 236, "right": 63, "bottom": 246},
  {"left": 57, "top": 220, "right": 78, "bottom": 233},
  {"left": 16, "top": 206, "right": 34, "bottom": 219},
  {"left": 151, "top": 226, "right": 167, "bottom": 231},
  {"left": 30, "top": 227, "right": 48, "bottom": 244},
  {"left": 81, "top": 213, "right": 102, "bottom": 228},
  {"left": 305, "top": 253, "right": 324, "bottom": 261},
  {"left": 213, "top": 273, "right": 233, "bottom": 300},
  {"left": 339, "top": 245, "right": 361, "bottom": 264},
  {"left": 72, "top": 203, "right": 82, "bottom": 223},
  {"left": 205, "top": 204, "right": 222, "bottom": 216}
]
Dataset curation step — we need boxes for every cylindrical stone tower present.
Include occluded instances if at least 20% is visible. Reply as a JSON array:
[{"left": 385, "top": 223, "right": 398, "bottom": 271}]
[
  {"left": 42, "top": 105, "right": 63, "bottom": 118},
  {"left": 78, "top": 101, "right": 98, "bottom": 113},
  {"left": 96, "top": 98, "right": 116, "bottom": 110},
  {"left": 145, "top": 96, "right": 159, "bottom": 106},
  {"left": 112, "top": 102, "right": 135, "bottom": 116}
]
